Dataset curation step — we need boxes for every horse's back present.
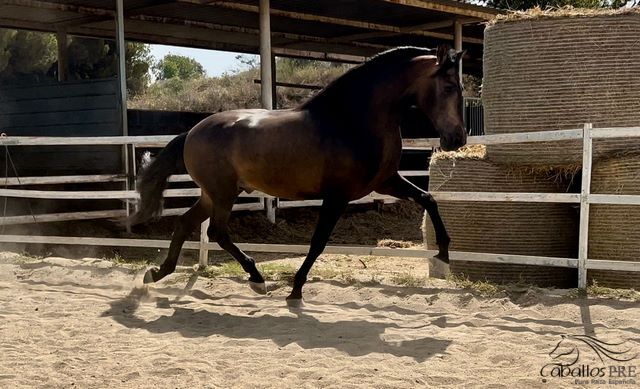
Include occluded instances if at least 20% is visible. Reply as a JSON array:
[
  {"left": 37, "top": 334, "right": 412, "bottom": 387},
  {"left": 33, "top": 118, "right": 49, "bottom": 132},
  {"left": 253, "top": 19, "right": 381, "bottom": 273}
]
[
  {"left": 184, "top": 108, "right": 330, "bottom": 199},
  {"left": 183, "top": 107, "right": 398, "bottom": 200}
]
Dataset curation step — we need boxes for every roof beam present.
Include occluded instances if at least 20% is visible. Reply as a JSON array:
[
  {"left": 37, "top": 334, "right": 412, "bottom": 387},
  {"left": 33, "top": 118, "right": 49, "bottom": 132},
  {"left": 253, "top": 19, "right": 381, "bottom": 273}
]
[
  {"left": 130, "top": 13, "right": 387, "bottom": 53},
  {"left": 2, "top": 0, "right": 112, "bottom": 16},
  {"left": 196, "top": 1, "right": 484, "bottom": 44},
  {"left": 401, "top": 17, "right": 478, "bottom": 32},
  {"left": 331, "top": 18, "right": 483, "bottom": 44},
  {"left": 0, "top": 0, "right": 383, "bottom": 56},
  {"left": 0, "top": 16, "right": 367, "bottom": 64},
  {"left": 379, "top": 0, "right": 499, "bottom": 20},
  {"left": 55, "top": 0, "right": 176, "bottom": 28}
]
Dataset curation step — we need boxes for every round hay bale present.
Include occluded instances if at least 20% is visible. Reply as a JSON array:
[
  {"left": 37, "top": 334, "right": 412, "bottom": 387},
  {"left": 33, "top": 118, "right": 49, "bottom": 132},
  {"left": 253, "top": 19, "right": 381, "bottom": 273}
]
[
  {"left": 588, "top": 154, "right": 640, "bottom": 289},
  {"left": 423, "top": 148, "right": 578, "bottom": 287},
  {"left": 482, "top": 8, "right": 640, "bottom": 167}
]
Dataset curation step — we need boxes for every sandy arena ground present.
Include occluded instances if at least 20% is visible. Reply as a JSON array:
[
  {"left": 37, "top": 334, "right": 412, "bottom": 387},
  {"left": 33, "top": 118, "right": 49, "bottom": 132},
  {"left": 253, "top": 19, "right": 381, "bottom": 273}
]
[{"left": 0, "top": 251, "right": 638, "bottom": 388}]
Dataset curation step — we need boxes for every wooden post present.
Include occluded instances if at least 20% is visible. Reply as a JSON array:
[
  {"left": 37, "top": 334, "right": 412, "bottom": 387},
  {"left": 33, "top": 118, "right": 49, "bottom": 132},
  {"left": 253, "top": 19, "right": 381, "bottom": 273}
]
[
  {"left": 578, "top": 123, "right": 593, "bottom": 289},
  {"left": 115, "top": 0, "right": 131, "bottom": 232},
  {"left": 259, "top": 0, "right": 273, "bottom": 111},
  {"left": 271, "top": 54, "right": 277, "bottom": 109},
  {"left": 131, "top": 144, "right": 138, "bottom": 213},
  {"left": 56, "top": 31, "right": 68, "bottom": 82},
  {"left": 260, "top": 0, "right": 276, "bottom": 224},
  {"left": 199, "top": 218, "right": 210, "bottom": 267},
  {"left": 454, "top": 20, "right": 463, "bottom": 80}
]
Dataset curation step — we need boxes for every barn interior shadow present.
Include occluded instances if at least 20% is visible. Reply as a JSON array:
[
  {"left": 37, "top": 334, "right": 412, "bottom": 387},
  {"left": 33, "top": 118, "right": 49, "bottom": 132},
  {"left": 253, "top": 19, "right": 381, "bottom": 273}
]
[{"left": 103, "top": 288, "right": 451, "bottom": 362}]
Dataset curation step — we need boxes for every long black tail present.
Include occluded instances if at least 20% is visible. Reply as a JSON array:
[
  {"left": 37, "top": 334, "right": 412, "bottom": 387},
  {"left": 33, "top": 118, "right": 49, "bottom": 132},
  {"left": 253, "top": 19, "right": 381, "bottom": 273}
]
[{"left": 129, "top": 132, "right": 187, "bottom": 225}]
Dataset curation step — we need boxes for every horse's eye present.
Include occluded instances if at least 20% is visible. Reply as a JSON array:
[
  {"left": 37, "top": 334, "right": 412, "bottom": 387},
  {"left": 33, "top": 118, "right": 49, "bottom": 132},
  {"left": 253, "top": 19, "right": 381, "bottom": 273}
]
[{"left": 444, "top": 85, "right": 456, "bottom": 94}]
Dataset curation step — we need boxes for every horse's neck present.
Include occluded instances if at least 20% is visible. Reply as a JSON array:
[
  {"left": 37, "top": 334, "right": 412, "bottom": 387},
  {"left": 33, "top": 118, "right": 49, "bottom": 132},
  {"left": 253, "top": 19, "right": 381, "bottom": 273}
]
[{"left": 307, "top": 73, "right": 411, "bottom": 135}]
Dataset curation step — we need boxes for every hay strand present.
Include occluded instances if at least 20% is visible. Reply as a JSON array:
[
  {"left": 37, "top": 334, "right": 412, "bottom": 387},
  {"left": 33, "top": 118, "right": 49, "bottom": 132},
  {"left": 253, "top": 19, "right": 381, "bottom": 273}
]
[{"left": 490, "top": 6, "right": 640, "bottom": 25}]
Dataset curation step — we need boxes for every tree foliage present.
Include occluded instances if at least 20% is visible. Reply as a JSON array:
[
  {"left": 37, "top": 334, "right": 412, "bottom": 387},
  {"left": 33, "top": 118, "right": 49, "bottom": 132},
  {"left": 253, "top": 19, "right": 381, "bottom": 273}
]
[
  {"left": 0, "top": 29, "right": 57, "bottom": 84},
  {"left": 0, "top": 28, "right": 152, "bottom": 95},
  {"left": 153, "top": 54, "right": 205, "bottom": 80},
  {"left": 64, "top": 38, "right": 152, "bottom": 95},
  {"left": 124, "top": 42, "right": 152, "bottom": 95},
  {"left": 130, "top": 57, "right": 351, "bottom": 112}
]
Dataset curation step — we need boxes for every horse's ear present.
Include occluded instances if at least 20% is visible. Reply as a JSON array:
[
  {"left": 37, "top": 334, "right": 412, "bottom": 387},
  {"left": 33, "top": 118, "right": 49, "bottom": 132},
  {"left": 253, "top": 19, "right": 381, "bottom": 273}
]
[{"left": 436, "top": 44, "right": 451, "bottom": 66}]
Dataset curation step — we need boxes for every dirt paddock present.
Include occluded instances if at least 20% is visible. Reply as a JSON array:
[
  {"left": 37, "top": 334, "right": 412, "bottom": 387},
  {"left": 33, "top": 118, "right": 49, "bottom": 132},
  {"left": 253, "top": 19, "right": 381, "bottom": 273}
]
[{"left": 1, "top": 251, "right": 638, "bottom": 388}]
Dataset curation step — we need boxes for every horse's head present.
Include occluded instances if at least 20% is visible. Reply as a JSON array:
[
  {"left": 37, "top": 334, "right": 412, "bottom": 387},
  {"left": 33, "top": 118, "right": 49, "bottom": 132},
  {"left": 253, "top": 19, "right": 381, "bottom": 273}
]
[
  {"left": 549, "top": 335, "right": 580, "bottom": 365},
  {"left": 549, "top": 334, "right": 637, "bottom": 365},
  {"left": 409, "top": 44, "right": 466, "bottom": 151}
]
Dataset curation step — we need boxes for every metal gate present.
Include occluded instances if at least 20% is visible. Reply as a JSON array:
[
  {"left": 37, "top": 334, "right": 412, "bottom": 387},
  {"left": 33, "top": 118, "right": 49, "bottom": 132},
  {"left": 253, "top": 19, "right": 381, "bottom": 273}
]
[{"left": 464, "top": 97, "right": 484, "bottom": 136}]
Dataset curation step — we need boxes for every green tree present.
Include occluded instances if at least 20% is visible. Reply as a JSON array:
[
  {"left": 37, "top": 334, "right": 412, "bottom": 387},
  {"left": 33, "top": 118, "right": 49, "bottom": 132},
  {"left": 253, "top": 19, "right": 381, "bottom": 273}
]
[
  {"left": 0, "top": 29, "right": 151, "bottom": 95},
  {"left": 66, "top": 37, "right": 152, "bottom": 95},
  {"left": 233, "top": 54, "right": 259, "bottom": 71},
  {"left": 153, "top": 54, "right": 205, "bottom": 80},
  {"left": 0, "top": 29, "right": 56, "bottom": 83}
]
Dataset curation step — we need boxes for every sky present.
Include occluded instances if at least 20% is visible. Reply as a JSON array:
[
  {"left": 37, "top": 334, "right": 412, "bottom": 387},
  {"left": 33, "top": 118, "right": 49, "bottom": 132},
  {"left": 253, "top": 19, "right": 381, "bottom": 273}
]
[{"left": 149, "top": 44, "right": 256, "bottom": 77}]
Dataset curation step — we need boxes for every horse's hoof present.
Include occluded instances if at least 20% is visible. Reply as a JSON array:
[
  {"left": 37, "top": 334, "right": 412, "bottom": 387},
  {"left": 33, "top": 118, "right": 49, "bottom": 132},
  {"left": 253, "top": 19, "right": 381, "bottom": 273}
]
[
  {"left": 249, "top": 281, "right": 268, "bottom": 295},
  {"left": 428, "top": 257, "right": 451, "bottom": 279},
  {"left": 286, "top": 298, "right": 304, "bottom": 308},
  {"left": 143, "top": 268, "right": 159, "bottom": 284},
  {"left": 435, "top": 250, "right": 450, "bottom": 264}
]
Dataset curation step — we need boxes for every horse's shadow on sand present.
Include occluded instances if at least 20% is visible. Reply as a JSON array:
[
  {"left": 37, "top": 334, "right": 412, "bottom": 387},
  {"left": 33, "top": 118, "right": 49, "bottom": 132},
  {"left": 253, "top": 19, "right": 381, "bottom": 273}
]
[
  {"left": 103, "top": 286, "right": 450, "bottom": 362},
  {"left": 15, "top": 263, "right": 640, "bottom": 359}
]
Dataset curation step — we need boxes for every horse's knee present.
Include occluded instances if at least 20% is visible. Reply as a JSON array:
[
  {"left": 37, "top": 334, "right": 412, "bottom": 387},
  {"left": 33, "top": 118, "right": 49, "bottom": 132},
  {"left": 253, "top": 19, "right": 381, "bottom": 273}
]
[
  {"left": 214, "top": 231, "right": 230, "bottom": 246},
  {"left": 419, "top": 193, "right": 436, "bottom": 206}
]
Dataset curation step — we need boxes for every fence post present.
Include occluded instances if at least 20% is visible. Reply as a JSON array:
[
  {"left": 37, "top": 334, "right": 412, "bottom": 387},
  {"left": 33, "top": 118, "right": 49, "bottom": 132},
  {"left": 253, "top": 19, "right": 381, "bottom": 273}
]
[
  {"left": 578, "top": 123, "right": 593, "bottom": 289},
  {"left": 199, "top": 218, "right": 210, "bottom": 267},
  {"left": 124, "top": 146, "right": 131, "bottom": 234},
  {"left": 130, "top": 144, "right": 138, "bottom": 213},
  {"left": 266, "top": 198, "right": 276, "bottom": 223}
]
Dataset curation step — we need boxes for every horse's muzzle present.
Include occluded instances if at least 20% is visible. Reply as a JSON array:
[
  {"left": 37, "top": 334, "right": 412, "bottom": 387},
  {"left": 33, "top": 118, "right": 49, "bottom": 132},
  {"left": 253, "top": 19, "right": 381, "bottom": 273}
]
[{"left": 440, "top": 128, "right": 467, "bottom": 151}]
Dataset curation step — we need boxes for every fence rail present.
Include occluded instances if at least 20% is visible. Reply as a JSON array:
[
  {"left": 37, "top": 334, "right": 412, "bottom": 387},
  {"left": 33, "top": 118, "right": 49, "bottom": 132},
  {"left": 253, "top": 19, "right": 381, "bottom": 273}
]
[
  {"left": 0, "top": 135, "right": 427, "bottom": 221},
  {"left": 2, "top": 124, "right": 640, "bottom": 288}
]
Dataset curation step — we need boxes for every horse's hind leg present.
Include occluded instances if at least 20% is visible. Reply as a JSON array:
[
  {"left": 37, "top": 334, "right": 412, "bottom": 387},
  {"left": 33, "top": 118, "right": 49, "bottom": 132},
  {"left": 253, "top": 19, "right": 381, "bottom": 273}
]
[
  {"left": 206, "top": 192, "right": 267, "bottom": 294},
  {"left": 144, "top": 198, "right": 210, "bottom": 283}
]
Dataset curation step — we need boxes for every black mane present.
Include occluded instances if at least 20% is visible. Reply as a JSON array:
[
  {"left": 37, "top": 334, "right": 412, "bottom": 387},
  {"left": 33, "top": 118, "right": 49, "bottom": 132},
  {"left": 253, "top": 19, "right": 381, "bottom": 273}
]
[{"left": 301, "top": 46, "right": 434, "bottom": 109}]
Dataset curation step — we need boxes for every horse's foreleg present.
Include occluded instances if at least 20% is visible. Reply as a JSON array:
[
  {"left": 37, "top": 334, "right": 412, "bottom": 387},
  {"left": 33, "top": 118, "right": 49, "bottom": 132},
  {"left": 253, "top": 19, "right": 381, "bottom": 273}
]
[
  {"left": 377, "top": 173, "right": 450, "bottom": 263},
  {"left": 287, "top": 198, "right": 347, "bottom": 307},
  {"left": 144, "top": 199, "right": 210, "bottom": 283},
  {"left": 207, "top": 195, "right": 267, "bottom": 294}
]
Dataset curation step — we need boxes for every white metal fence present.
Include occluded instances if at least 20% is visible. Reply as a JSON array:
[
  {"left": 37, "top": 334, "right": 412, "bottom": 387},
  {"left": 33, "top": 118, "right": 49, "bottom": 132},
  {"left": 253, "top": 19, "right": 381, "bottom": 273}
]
[
  {"left": 1, "top": 124, "right": 639, "bottom": 289},
  {"left": 464, "top": 97, "right": 484, "bottom": 136}
]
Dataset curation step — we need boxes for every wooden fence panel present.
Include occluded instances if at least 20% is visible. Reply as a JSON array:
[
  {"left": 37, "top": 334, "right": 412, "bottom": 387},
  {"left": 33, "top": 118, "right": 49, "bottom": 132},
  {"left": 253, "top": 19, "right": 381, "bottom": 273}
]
[{"left": 0, "top": 79, "right": 121, "bottom": 175}]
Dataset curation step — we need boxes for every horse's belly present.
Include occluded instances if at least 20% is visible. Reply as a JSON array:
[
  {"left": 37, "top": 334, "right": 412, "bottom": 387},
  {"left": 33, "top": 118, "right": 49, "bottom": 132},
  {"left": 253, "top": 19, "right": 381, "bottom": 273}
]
[{"left": 237, "top": 159, "right": 325, "bottom": 200}]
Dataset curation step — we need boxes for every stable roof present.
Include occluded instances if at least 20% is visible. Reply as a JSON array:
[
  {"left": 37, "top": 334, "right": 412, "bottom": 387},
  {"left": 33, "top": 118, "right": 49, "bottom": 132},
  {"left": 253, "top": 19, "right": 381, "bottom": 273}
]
[{"left": 0, "top": 0, "right": 500, "bottom": 73}]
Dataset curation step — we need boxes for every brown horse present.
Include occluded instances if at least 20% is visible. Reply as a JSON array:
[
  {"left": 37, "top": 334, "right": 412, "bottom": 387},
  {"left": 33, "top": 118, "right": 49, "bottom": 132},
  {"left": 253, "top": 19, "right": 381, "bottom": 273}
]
[{"left": 131, "top": 45, "right": 466, "bottom": 306}]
